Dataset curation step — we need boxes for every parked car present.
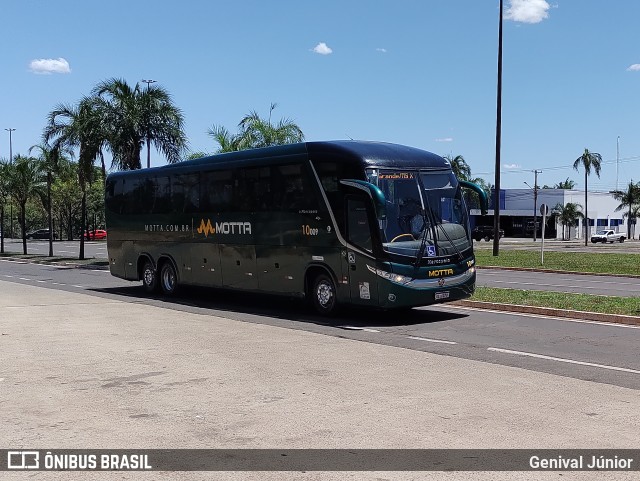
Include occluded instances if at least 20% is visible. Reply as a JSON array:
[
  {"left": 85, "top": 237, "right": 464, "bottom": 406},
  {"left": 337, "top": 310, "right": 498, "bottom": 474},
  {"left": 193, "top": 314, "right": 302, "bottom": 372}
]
[
  {"left": 26, "top": 228, "right": 54, "bottom": 240},
  {"left": 84, "top": 229, "right": 107, "bottom": 240},
  {"left": 472, "top": 225, "right": 504, "bottom": 241},
  {"left": 591, "top": 230, "right": 625, "bottom": 244}
]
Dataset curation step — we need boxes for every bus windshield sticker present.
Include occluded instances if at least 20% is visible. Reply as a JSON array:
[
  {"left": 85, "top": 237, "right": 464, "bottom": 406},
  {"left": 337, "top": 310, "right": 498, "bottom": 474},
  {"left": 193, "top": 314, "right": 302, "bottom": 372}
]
[
  {"left": 426, "top": 245, "right": 436, "bottom": 257},
  {"left": 378, "top": 172, "right": 414, "bottom": 180}
]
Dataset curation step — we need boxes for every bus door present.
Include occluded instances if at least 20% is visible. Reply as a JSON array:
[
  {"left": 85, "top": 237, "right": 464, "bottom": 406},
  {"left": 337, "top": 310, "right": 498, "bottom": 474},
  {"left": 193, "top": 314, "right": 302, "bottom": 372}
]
[{"left": 345, "top": 196, "right": 379, "bottom": 306}]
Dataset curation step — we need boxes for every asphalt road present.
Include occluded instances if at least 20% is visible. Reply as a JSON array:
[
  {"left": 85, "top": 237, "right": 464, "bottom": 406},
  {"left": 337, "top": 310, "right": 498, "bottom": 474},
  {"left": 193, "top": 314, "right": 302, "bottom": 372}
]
[
  {"left": 2, "top": 259, "right": 639, "bottom": 391},
  {"left": 477, "top": 268, "right": 640, "bottom": 297}
]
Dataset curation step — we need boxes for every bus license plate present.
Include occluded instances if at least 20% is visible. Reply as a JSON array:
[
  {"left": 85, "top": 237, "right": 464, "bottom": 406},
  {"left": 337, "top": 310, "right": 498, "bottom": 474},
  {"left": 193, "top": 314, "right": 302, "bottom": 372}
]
[{"left": 435, "top": 291, "right": 450, "bottom": 300}]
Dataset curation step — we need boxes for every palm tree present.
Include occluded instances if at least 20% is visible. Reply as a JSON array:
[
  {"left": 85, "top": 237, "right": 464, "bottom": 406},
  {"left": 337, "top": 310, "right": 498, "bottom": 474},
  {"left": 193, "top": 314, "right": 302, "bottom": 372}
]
[
  {"left": 444, "top": 154, "right": 471, "bottom": 181},
  {"left": 554, "top": 178, "right": 576, "bottom": 189},
  {"left": 6, "top": 155, "right": 44, "bottom": 254},
  {"left": 209, "top": 103, "right": 304, "bottom": 152},
  {"left": 92, "top": 78, "right": 187, "bottom": 169},
  {"left": 611, "top": 180, "right": 640, "bottom": 240},
  {"left": 553, "top": 202, "right": 584, "bottom": 240},
  {"left": 28, "top": 143, "right": 73, "bottom": 256},
  {"left": 573, "top": 148, "right": 602, "bottom": 245},
  {"left": 207, "top": 125, "right": 243, "bottom": 153},
  {"left": 623, "top": 204, "right": 640, "bottom": 239},
  {"left": 44, "top": 97, "right": 105, "bottom": 260}
]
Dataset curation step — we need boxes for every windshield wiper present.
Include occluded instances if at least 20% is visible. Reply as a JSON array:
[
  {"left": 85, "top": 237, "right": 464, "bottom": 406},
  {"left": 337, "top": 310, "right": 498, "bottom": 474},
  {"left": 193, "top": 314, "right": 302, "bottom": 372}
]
[{"left": 413, "top": 176, "right": 438, "bottom": 267}]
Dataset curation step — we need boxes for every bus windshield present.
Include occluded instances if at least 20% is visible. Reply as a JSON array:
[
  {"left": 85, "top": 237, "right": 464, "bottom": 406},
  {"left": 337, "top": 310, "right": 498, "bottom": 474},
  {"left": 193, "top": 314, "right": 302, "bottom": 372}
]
[{"left": 366, "top": 169, "right": 471, "bottom": 260}]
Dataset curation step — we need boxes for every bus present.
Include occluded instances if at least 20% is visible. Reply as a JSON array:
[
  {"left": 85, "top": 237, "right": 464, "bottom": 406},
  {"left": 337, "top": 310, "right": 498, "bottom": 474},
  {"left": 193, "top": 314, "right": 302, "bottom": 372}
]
[{"left": 105, "top": 141, "right": 488, "bottom": 315}]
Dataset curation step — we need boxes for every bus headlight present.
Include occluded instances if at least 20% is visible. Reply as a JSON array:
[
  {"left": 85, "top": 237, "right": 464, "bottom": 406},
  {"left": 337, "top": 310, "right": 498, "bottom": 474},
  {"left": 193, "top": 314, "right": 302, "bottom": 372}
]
[{"left": 367, "top": 265, "right": 412, "bottom": 285}]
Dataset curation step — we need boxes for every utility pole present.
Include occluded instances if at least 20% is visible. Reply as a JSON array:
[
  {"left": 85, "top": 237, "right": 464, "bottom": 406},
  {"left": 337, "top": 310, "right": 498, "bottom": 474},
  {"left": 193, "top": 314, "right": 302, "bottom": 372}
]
[
  {"left": 141, "top": 79, "right": 157, "bottom": 169},
  {"left": 616, "top": 136, "right": 620, "bottom": 191},
  {"left": 532, "top": 170, "right": 541, "bottom": 241},
  {"left": 493, "top": 0, "right": 503, "bottom": 257}
]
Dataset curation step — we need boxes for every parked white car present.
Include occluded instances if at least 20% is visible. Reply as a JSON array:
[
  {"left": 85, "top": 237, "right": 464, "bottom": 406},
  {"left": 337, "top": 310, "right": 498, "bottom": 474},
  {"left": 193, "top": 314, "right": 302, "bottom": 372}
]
[{"left": 590, "top": 230, "right": 625, "bottom": 243}]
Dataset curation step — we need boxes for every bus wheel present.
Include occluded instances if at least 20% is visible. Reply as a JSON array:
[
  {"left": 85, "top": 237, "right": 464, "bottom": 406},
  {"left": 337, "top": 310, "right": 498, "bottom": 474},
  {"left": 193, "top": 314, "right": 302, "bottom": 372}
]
[
  {"left": 142, "top": 261, "right": 158, "bottom": 293},
  {"left": 159, "top": 262, "right": 179, "bottom": 296},
  {"left": 312, "top": 274, "right": 337, "bottom": 315}
]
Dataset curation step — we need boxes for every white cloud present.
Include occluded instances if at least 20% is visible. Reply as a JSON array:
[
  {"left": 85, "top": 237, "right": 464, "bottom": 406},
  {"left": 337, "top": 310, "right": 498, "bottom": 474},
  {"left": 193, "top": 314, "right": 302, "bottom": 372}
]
[
  {"left": 29, "top": 57, "right": 71, "bottom": 74},
  {"left": 504, "top": 0, "right": 550, "bottom": 24},
  {"left": 434, "top": 137, "right": 453, "bottom": 142},
  {"left": 312, "top": 42, "right": 333, "bottom": 55},
  {"left": 627, "top": 64, "right": 640, "bottom": 71},
  {"left": 503, "top": 163, "right": 521, "bottom": 169},
  {"left": 376, "top": 48, "right": 387, "bottom": 53}
]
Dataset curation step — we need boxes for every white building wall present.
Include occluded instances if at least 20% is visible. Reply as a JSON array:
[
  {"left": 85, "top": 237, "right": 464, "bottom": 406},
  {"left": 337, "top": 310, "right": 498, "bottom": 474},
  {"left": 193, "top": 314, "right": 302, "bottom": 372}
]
[
  {"left": 561, "top": 190, "right": 627, "bottom": 239},
  {"left": 494, "top": 189, "right": 629, "bottom": 240}
]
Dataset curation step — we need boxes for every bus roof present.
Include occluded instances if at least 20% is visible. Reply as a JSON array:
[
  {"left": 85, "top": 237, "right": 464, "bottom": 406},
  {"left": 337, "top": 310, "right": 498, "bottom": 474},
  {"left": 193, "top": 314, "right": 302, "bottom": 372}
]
[{"left": 106, "top": 141, "right": 449, "bottom": 180}]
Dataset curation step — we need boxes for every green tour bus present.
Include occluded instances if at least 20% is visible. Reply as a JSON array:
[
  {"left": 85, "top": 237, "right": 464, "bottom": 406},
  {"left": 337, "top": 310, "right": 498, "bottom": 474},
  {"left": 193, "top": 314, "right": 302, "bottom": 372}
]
[{"left": 105, "top": 140, "right": 488, "bottom": 315}]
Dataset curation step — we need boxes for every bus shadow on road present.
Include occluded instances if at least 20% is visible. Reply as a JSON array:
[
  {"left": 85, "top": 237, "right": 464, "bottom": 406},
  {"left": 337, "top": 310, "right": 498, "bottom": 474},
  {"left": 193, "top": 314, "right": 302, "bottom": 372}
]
[{"left": 90, "top": 285, "right": 467, "bottom": 328}]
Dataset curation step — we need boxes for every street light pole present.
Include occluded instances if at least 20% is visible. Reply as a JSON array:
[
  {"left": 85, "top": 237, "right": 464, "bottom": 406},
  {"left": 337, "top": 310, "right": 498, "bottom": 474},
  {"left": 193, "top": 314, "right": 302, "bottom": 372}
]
[
  {"left": 5, "top": 128, "right": 15, "bottom": 239},
  {"left": 141, "top": 79, "right": 156, "bottom": 169}
]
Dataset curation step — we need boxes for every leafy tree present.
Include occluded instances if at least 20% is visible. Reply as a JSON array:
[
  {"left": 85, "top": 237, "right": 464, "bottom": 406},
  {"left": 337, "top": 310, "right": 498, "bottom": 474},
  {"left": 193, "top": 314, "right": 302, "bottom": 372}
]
[
  {"left": 611, "top": 180, "right": 640, "bottom": 240},
  {"left": 553, "top": 202, "right": 584, "bottom": 240},
  {"left": 209, "top": 103, "right": 304, "bottom": 153},
  {"left": 92, "top": 78, "right": 187, "bottom": 169},
  {"left": 6, "top": 155, "right": 44, "bottom": 254},
  {"left": 0, "top": 160, "right": 10, "bottom": 253},
  {"left": 573, "top": 148, "right": 602, "bottom": 246},
  {"left": 554, "top": 177, "right": 576, "bottom": 189},
  {"left": 44, "top": 97, "right": 105, "bottom": 259},
  {"left": 51, "top": 160, "right": 82, "bottom": 241},
  {"left": 444, "top": 154, "right": 471, "bottom": 181}
]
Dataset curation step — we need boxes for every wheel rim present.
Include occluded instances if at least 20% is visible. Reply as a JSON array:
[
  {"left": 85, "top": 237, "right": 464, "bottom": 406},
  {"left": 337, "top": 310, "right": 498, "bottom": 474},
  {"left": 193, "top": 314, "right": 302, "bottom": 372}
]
[
  {"left": 316, "top": 281, "right": 334, "bottom": 308},
  {"left": 162, "top": 267, "right": 175, "bottom": 292},
  {"left": 143, "top": 267, "right": 154, "bottom": 286}
]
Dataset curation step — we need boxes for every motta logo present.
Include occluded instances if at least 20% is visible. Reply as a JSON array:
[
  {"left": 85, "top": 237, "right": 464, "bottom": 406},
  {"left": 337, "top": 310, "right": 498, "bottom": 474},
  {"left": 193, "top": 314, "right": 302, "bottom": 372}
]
[
  {"left": 196, "top": 219, "right": 252, "bottom": 237},
  {"left": 428, "top": 268, "right": 454, "bottom": 278}
]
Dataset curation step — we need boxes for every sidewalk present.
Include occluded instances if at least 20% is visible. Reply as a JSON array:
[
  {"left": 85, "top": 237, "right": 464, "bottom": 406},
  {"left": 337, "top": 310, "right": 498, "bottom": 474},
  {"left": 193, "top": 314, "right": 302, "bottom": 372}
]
[{"left": 1, "top": 280, "right": 639, "bottom": 480}]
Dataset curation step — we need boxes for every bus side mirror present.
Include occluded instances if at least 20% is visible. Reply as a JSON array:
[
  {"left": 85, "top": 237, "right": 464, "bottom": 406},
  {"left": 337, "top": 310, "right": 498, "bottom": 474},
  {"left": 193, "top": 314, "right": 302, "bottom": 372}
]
[
  {"left": 459, "top": 180, "right": 488, "bottom": 215},
  {"left": 339, "top": 179, "right": 387, "bottom": 220}
]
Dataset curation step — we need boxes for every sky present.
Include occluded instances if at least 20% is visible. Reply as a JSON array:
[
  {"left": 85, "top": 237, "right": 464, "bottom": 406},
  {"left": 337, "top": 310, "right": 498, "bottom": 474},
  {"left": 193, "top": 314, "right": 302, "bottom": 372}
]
[{"left": 2, "top": 0, "right": 640, "bottom": 192}]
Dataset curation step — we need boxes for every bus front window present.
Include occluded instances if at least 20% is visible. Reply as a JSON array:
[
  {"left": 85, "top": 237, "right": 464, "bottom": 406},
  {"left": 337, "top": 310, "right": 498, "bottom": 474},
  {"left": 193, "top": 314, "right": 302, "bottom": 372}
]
[{"left": 366, "top": 169, "right": 472, "bottom": 261}]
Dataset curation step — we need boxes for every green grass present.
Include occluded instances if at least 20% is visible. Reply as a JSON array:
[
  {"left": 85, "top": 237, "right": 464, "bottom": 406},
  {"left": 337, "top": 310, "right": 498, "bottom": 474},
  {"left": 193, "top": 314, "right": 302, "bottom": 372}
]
[
  {"left": 473, "top": 287, "right": 640, "bottom": 317},
  {"left": 474, "top": 249, "right": 640, "bottom": 276}
]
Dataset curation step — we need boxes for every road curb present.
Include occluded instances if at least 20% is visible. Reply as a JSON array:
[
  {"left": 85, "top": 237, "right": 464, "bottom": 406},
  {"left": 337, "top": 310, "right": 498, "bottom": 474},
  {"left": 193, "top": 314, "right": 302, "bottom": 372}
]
[{"left": 451, "top": 300, "right": 640, "bottom": 326}]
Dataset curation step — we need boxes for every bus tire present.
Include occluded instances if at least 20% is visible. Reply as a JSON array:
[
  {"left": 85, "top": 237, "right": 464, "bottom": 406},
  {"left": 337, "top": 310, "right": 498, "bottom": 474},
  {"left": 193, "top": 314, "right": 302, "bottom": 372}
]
[
  {"left": 159, "top": 262, "right": 179, "bottom": 296},
  {"left": 142, "top": 261, "right": 158, "bottom": 293},
  {"left": 311, "top": 273, "right": 337, "bottom": 315}
]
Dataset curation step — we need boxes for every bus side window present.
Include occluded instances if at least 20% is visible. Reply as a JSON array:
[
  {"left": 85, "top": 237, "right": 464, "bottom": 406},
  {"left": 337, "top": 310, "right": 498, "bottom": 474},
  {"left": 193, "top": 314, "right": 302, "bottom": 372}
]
[
  {"left": 274, "top": 164, "right": 313, "bottom": 212},
  {"left": 201, "top": 170, "right": 232, "bottom": 212},
  {"left": 154, "top": 176, "right": 171, "bottom": 214},
  {"left": 172, "top": 173, "right": 200, "bottom": 213},
  {"left": 121, "top": 177, "right": 139, "bottom": 215},
  {"left": 347, "top": 197, "right": 373, "bottom": 252},
  {"left": 137, "top": 177, "right": 155, "bottom": 214},
  {"left": 105, "top": 178, "right": 122, "bottom": 214},
  {"left": 246, "top": 167, "right": 272, "bottom": 211}
]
